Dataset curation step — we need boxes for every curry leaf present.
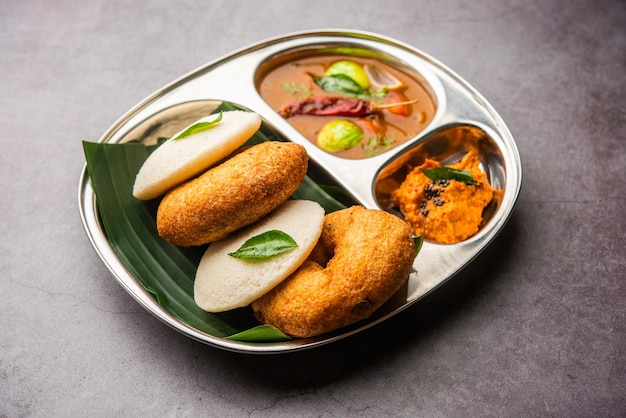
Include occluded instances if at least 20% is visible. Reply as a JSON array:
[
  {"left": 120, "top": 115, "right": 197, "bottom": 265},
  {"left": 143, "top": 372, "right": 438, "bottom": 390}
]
[
  {"left": 421, "top": 166, "right": 478, "bottom": 185},
  {"left": 173, "top": 111, "right": 223, "bottom": 141},
  {"left": 228, "top": 230, "right": 298, "bottom": 259},
  {"left": 310, "top": 73, "right": 369, "bottom": 97}
]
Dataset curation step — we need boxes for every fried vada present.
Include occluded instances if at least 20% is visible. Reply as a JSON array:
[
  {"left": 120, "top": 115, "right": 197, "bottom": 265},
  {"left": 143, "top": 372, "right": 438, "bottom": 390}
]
[
  {"left": 133, "top": 111, "right": 261, "bottom": 200},
  {"left": 157, "top": 141, "right": 308, "bottom": 246},
  {"left": 251, "top": 206, "right": 416, "bottom": 338}
]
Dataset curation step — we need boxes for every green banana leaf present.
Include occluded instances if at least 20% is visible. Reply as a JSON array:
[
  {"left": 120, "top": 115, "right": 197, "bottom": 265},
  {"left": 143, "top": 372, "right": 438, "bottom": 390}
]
[{"left": 82, "top": 121, "right": 355, "bottom": 342}]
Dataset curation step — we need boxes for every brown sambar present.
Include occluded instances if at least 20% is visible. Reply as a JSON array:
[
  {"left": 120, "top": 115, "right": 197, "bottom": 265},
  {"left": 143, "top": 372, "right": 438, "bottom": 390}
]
[{"left": 256, "top": 50, "right": 436, "bottom": 159}]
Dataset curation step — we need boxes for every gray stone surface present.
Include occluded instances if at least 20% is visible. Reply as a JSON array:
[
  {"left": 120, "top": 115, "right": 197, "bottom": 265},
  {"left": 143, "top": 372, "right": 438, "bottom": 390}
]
[{"left": 1, "top": 0, "right": 624, "bottom": 416}]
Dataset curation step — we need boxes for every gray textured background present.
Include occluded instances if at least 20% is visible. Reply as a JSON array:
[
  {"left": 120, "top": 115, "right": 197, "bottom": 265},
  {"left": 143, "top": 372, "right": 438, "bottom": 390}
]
[{"left": 2, "top": 0, "right": 625, "bottom": 416}]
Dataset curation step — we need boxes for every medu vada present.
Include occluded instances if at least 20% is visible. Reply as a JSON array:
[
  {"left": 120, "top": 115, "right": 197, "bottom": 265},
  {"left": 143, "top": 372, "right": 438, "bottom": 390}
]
[
  {"left": 251, "top": 205, "right": 417, "bottom": 338},
  {"left": 156, "top": 141, "right": 308, "bottom": 247}
]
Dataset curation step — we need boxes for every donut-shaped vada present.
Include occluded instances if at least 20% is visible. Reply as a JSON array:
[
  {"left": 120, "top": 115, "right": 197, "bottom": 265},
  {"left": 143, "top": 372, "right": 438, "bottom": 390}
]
[
  {"left": 251, "top": 206, "right": 417, "bottom": 338},
  {"left": 157, "top": 141, "right": 308, "bottom": 246}
]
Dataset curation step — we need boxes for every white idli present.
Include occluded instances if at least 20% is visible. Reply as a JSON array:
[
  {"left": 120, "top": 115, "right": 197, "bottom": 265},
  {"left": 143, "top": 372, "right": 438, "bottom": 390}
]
[
  {"left": 194, "top": 200, "right": 325, "bottom": 313},
  {"left": 133, "top": 110, "right": 261, "bottom": 200}
]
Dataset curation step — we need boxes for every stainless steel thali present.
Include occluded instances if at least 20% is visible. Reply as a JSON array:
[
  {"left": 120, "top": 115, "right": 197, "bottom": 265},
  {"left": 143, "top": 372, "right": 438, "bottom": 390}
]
[{"left": 78, "top": 29, "right": 522, "bottom": 353}]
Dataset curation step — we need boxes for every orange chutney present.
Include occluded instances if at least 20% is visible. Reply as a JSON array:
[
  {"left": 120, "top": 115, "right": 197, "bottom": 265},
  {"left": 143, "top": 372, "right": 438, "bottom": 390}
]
[{"left": 391, "top": 151, "right": 494, "bottom": 244}]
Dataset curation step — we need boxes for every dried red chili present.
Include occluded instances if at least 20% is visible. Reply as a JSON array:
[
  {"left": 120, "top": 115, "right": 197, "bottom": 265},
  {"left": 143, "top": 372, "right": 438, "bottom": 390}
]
[
  {"left": 279, "top": 96, "right": 417, "bottom": 118},
  {"left": 279, "top": 96, "right": 369, "bottom": 118}
]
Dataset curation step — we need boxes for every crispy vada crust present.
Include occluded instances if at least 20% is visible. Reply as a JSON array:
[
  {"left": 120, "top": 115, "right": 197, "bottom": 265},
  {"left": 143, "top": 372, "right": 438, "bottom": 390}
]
[
  {"left": 156, "top": 141, "right": 308, "bottom": 246},
  {"left": 251, "top": 206, "right": 417, "bottom": 338}
]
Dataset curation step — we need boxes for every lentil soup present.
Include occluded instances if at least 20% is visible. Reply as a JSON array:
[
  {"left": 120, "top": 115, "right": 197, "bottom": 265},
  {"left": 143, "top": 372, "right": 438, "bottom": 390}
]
[{"left": 256, "top": 49, "right": 437, "bottom": 159}]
